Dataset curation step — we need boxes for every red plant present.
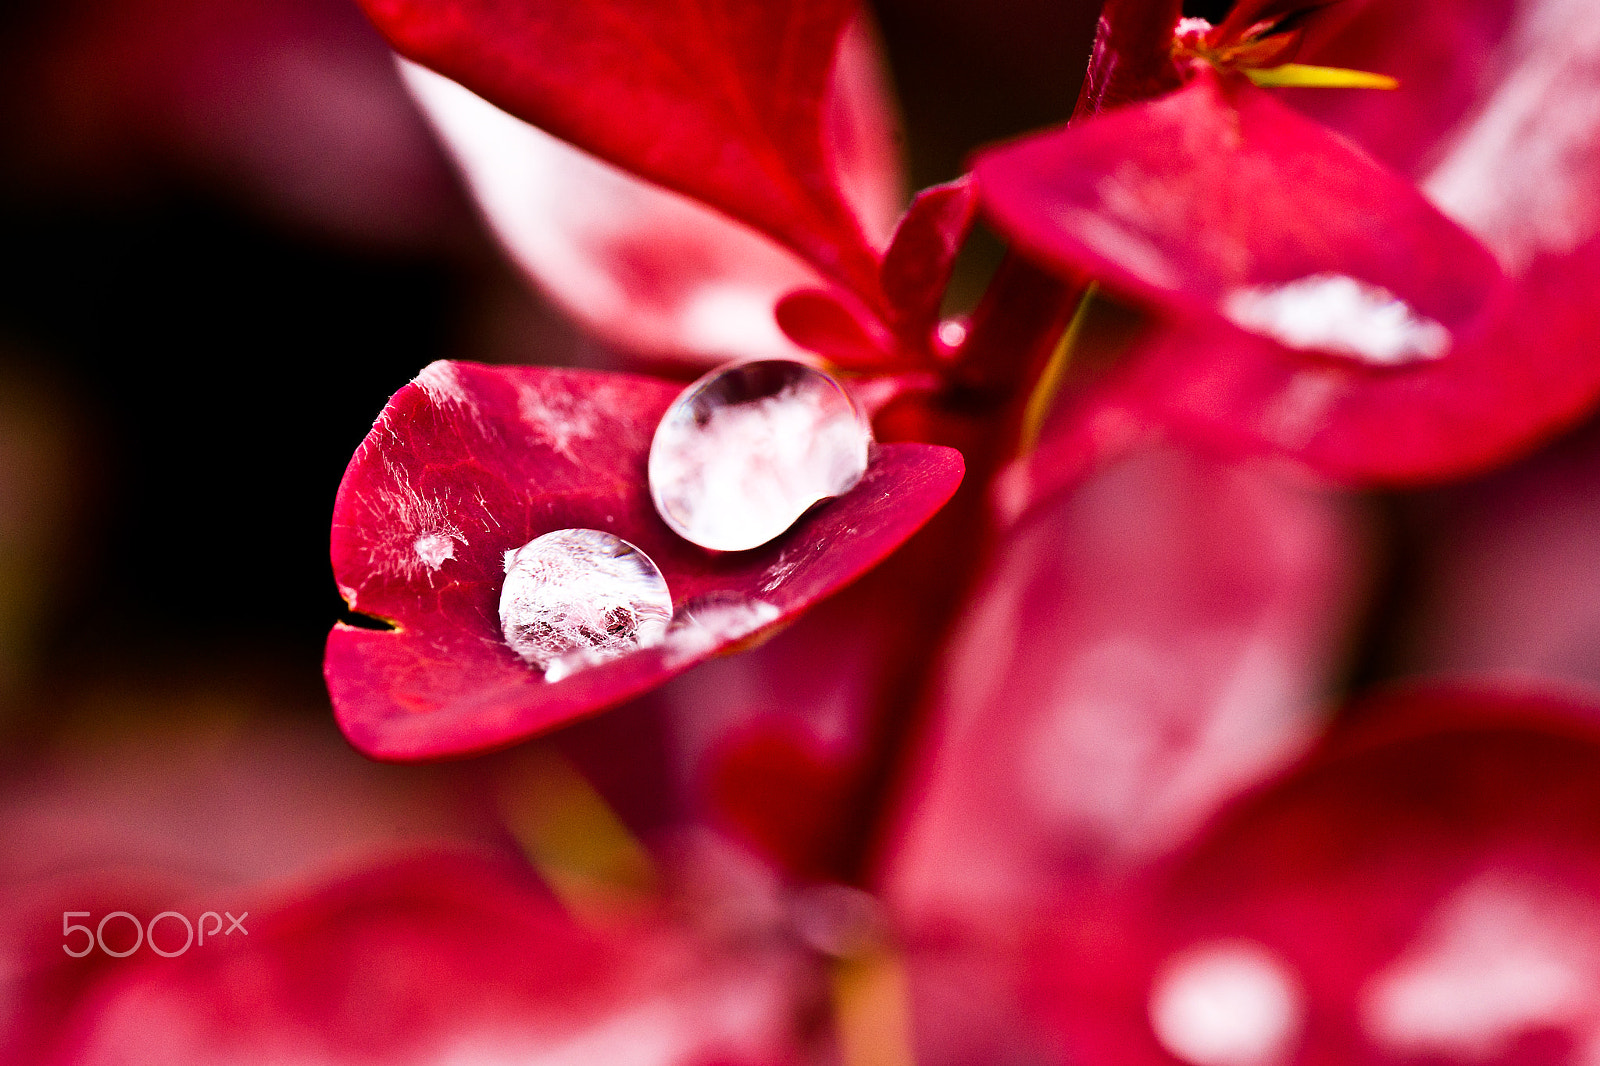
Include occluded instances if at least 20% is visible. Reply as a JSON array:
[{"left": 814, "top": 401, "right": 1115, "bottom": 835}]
[{"left": 23, "top": 0, "right": 1600, "bottom": 1063}]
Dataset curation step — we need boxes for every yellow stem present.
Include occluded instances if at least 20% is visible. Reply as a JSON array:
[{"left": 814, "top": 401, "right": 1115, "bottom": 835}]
[
  {"left": 1246, "top": 63, "right": 1399, "bottom": 89},
  {"left": 1017, "top": 282, "right": 1097, "bottom": 457}
]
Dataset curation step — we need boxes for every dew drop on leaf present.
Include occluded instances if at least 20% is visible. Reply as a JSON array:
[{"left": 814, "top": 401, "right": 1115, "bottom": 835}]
[
  {"left": 498, "top": 529, "right": 673, "bottom": 680},
  {"left": 1221, "top": 273, "right": 1452, "bottom": 366},
  {"left": 649, "top": 360, "right": 872, "bottom": 552}
]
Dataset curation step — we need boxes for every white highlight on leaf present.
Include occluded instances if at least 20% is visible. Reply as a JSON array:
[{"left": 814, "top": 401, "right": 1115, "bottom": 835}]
[
  {"left": 412, "top": 361, "right": 492, "bottom": 438},
  {"left": 1423, "top": 0, "right": 1600, "bottom": 270},
  {"left": 662, "top": 597, "right": 781, "bottom": 668},
  {"left": 936, "top": 319, "right": 968, "bottom": 349},
  {"left": 1360, "top": 871, "right": 1600, "bottom": 1061},
  {"left": 413, "top": 533, "right": 457, "bottom": 570},
  {"left": 365, "top": 464, "right": 468, "bottom": 584},
  {"left": 414, "top": 361, "right": 473, "bottom": 409},
  {"left": 514, "top": 382, "right": 600, "bottom": 463},
  {"left": 1222, "top": 274, "right": 1451, "bottom": 364},
  {"left": 1150, "top": 940, "right": 1304, "bottom": 1066},
  {"left": 398, "top": 60, "right": 816, "bottom": 363}
]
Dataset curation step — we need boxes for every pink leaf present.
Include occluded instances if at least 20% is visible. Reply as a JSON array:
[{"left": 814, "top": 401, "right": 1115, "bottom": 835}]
[
  {"left": 1032, "top": 686, "right": 1600, "bottom": 1066},
  {"left": 1117, "top": 236, "right": 1600, "bottom": 483},
  {"left": 975, "top": 70, "right": 1503, "bottom": 348},
  {"left": 884, "top": 445, "right": 1365, "bottom": 931},
  {"left": 326, "top": 361, "right": 963, "bottom": 760},
  {"left": 357, "top": 0, "right": 889, "bottom": 298},
  {"left": 397, "top": 13, "right": 906, "bottom": 365}
]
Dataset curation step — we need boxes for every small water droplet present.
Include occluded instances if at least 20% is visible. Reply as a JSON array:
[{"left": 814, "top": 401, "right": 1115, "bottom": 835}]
[
  {"left": 498, "top": 529, "right": 673, "bottom": 680},
  {"left": 649, "top": 360, "right": 871, "bottom": 552},
  {"left": 1222, "top": 274, "right": 1451, "bottom": 365}
]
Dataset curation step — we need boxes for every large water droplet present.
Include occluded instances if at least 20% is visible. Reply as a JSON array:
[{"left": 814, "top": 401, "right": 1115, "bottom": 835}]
[
  {"left": 649, "top": 360, "right": 871, "bottom": 552},
  {"left": 499, "top": 529, "right": 673, "bottom": 680},
  {"left": 1222, "top": 274, "right": 1451, "bottom": 365}
]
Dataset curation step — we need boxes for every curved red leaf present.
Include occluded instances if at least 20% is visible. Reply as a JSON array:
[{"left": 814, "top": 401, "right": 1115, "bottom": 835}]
[
  {"left": 1116, "top": 236, "right": 1600, "bottom": 484},
  {"left": 879, "top": 176, "right": 978, "bottom": 345},
  {"left": 975, "top": 70, "right": 1503, "bottom": 348},
  {"left": 326, "top": 361, "right": 963, "bottom": 760},
  {"left": 45, "top": 853, "right": 809, "bottom": 1065},
  {"left": 1074, "top": 0, "right": 1185, "bottom": 117},
  {"left": 357, "top": 0, "right": 887, "bottom": 298},
  {"left": 1031, "top": 686, "right": 1600, "bottom": 1066},
  {"left": 774, "top": 288, "right": 897, "bottom": 369}
]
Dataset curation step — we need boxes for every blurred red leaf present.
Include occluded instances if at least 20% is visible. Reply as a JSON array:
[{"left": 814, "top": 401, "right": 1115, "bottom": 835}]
[
  {"left": 1033, "top": 685, "right": 1600, "bottom": 1066},
  {"left": 397, "top": 10, "right": 906, "bottom": 366},
  {"left": 45, "top": 853, "right": 809, "bottom": 1065},
  {"left": 326, "top": 361, "right": 963, "bottom": 760},
  {"left": 357, "top": 0, "right": 887, "bottom": 298},
  {"left": 885, "top": 445, "right": 1364, "bottom": 932}
]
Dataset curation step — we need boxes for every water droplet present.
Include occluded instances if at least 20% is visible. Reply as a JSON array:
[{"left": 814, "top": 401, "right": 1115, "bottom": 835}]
[
  {"left": 649, "top": 360, "right": 871, "bottom": 552},
  {"left": 1149, "top": 940, "right": 1304, "bottom": 1066},
  {"left": 499, "top": 529, "right": 673, "bottom": 680},
  {"left": 1222, "top": 274, "right": 1451, "bottom": 365}
]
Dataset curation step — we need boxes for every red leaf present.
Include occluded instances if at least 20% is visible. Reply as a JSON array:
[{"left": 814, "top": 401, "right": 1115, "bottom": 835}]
[
  {"left": 1117, "top": 236, "right": 1600, "bottom": 483},
  {"left": 326, "top": 361, "right": 963, "bottom": 760},
  {"left": 397, "top": 13, "right": 906, "bottom": 365},
  {"left": 884, "top": 445, "right": 1365, "bottom": 931},
  {"left": 1074, "top": 0, "right": 1185, "bottom": 116},
  {"left": 975, "top": 70, "right": 1503, "bottom": 347},
  {"left": 704, "top": 725, "right": 859, "bottom": 883},
  {"left": 1392, "top": 418, "right": 1600, "bottom": 687},
  {"left": 1031, "top": 686, "right": 1600, "bottom": 1066},
  {"left": 357, "top": 0, "right": 887, "bottom": 299},
  {"left": 46, "top": 854, "right": 808, "bottom": 1065},
  {"left": 774, "top": 288, "right": 896, "bottom": 369},
  {"left": 879, "top": 177, "right": 978, "bottom": 345}
]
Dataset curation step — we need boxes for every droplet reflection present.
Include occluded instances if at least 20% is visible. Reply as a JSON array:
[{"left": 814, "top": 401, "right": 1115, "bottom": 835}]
[
  {"left": 499, "top": 529, "right": 673, "bottom": 680},
  {"left": 649, "top": 360, "right": 871, "bottom": 552},
  {"left": 1222, "top": 273, "right": 1451, "bottom": 365}
]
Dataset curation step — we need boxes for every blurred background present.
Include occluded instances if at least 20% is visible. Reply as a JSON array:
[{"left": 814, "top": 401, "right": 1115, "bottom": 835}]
[{"left": 7, "top": 0, "right": 1600, "bottom": 1058}]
